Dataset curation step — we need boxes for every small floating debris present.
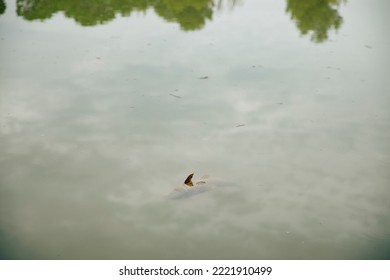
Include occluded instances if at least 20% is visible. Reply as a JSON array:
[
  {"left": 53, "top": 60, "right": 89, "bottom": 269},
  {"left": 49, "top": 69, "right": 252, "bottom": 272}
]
[
  {"left": 365, "top": 45, "right": 372, "bottom": 49},
  {"left": 326, "top": 66, "right": 341, "bottom": 70},
  {"left": 169, "top": 93, "right": 181, "bottom": 99},
  {"left": 236, "top": 124, "right": 245, "bottom": 127},
  {"left": 96, "top": 57, "right": 101, "bottom": 59},
  {"left": 199, "top": 76, "right": 209, "bottom": 79}
]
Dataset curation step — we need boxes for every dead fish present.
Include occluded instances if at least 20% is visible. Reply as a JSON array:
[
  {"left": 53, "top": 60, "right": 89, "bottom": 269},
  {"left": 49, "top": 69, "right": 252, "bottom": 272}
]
[
  {"left": 167, "top": 173, "right": 215, "bottom": 200},
  {"left": 167, "top": 173, "right": 237, "bottom": 200}
]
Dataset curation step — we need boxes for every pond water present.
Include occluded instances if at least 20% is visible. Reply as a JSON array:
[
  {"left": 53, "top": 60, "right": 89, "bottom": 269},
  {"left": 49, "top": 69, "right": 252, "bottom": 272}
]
[{"left": 0, "top": 0, "right": 389, "bottom": 259}]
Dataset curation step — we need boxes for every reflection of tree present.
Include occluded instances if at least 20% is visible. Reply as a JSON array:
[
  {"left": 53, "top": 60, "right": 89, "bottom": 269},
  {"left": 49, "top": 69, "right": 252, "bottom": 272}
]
[
  {"left": 16, "top": 0, "right": 235, "bottom": 31},
  {"left": 16, "top": 0, "right": 150, "bottom": 26},
  {"left": 286, "top": 0, "right": 345, "bottom": 43},
  {"left": 154, "top": 0, "right": 213, "bottom": 31},
  {"left": 0, "top": 0, "right": 6, "bottom": 15},
  {"left": 16, "top": 0, "right": 347, "bottom": 42}
]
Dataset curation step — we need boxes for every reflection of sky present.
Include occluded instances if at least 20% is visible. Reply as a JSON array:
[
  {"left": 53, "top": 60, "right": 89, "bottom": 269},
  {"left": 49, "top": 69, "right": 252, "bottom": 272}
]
[{"left": 1, "top": 0, "right": 390, "bottom": 259}]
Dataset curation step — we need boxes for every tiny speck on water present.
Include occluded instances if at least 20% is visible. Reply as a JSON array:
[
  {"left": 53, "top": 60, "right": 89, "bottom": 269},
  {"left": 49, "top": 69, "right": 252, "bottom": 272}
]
[
  {"left": 169, "top": 93, "right": 181, "bottom": 99},
  {"left": 199, "top": 76, "right": 208, "bottom": 79},
  {"left": 236, "top": 124, "right": 245, "bottom": 127}
]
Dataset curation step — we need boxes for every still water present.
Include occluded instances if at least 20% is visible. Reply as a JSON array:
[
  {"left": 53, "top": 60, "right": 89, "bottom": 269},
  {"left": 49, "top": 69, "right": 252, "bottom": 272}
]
[{"left": 0, "top": 0, "right": 389, "bottom": 259}]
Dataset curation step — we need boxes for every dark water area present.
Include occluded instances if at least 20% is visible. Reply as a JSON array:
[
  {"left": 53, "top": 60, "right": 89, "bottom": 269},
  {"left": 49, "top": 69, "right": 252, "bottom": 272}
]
[{"left": 0, "top": 0, "right": 389, "bottom": 259}]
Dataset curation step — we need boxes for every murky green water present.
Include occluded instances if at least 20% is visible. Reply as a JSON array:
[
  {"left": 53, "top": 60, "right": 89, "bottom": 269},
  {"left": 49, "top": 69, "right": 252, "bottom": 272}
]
[{"left": 1, "top": 0, "right": 389, "bottom": 259}]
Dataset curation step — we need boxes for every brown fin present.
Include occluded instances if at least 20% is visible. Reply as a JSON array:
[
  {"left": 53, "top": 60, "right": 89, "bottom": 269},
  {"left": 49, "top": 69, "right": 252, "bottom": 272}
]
[{"left": 184, "top": 173, "right": 194, "bottom": 187}]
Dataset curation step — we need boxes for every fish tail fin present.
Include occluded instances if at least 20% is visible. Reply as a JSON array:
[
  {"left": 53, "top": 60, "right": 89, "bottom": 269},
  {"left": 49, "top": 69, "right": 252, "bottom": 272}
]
[{"left": 184, "top": 173, "right": 194, "bottom": 187}]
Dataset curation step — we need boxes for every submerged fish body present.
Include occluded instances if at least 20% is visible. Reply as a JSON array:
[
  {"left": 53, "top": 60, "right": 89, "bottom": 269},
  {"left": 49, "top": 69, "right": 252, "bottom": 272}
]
[
  {"left": 167, "top": 173, "right": 217, "bottom": 199},
  {"left": 167, "top": 183, "right": 214, "bottom": 200}
]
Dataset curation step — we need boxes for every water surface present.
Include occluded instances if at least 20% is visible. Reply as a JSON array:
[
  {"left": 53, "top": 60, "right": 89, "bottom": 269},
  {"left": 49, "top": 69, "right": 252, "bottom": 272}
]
[{"left": 0, "top": 0, "right": 389, "bottom": 259}]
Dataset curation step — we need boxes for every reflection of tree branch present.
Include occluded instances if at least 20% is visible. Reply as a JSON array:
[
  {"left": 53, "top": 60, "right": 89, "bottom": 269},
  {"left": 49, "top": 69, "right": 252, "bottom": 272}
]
[
  {"left": 215, "top": 0, "right": 242, "bottom": 11},
  {"left": 0, "top": 0, "right": 6, "bottom": 16},
  {"left": 286, "top": 0, "right": 346, "bottom": 43}
]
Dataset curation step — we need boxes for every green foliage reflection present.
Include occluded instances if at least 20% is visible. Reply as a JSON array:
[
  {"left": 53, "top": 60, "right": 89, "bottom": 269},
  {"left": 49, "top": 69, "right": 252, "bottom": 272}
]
[
  {"left": 154, "top": 0, "right": 213, "bottom": 31},
  {"left": 14, "top": 0, "right": 346, "bottom": 42},
  {"left": 0, "top": 0, "right": 6, "bottom": 15},
  {"left": 286, "top": 0, "right": 346, "bottom": 43},
  {"left": 16, "top": 0, "right": 151, "bottom": 26},
  {"left": 16, "top": 0, "right": 216, "bottom": 30}
]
